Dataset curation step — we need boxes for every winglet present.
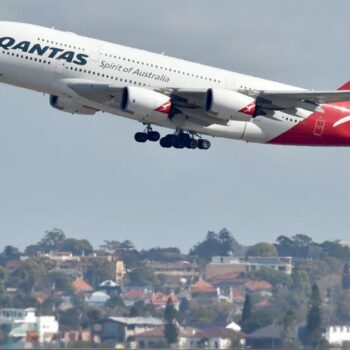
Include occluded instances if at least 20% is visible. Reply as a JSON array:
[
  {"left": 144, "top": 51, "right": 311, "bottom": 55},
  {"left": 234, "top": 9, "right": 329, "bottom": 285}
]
[{"left": 338, "top": 81, "right": 350, "bottom": 90}]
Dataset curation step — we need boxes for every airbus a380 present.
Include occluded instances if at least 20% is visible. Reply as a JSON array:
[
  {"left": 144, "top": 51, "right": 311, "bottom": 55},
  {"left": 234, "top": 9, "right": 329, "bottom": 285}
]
[{"left": 2, "top": 21, "right": 350, "bottom": 150}]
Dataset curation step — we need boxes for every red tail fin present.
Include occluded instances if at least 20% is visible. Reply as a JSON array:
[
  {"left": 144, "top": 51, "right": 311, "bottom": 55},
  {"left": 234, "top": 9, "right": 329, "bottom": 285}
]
[{"left": 338, "top": 81, "right": 350, "bottom": 90}]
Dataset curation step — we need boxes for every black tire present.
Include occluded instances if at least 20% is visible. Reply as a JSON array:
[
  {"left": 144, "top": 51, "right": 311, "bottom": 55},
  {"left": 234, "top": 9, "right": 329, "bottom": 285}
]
[
  {"left": 166, "top": 134, "right": 177, "bottom": 147},
  {"left": 198, "top": 139, "right": 211, "bottom": 150},
  {"left": 134, "top": 132, "right": 148, "bottom": 143},
  {"left": 160, "top": 137, "right": 171, "bottom": 148},
  {"left": 187, "top": 138, "right": 198, "bottom": 149},
  {"left": 148, "top": 131, "right": 160, "bottom": 142}
]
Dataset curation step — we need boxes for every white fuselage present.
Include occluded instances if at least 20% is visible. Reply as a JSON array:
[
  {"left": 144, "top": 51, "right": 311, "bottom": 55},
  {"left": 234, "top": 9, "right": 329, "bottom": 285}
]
[{"left": 0, "top": 21, "right": 307, "bottom": 144}]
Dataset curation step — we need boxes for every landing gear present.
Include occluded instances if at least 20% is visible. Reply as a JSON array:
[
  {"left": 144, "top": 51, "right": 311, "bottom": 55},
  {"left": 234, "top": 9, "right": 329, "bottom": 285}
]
[
  {"left": 134, "top": 125, "right": 211, "bottom": 150},
  {"left": 159, "top": 132, "right": 211, "bottom": 150},
  {"left": 198, "top": 139, "right": 211, "bottom": 150},
  {"left": 134, "top": 125, "right": 160, "bottom": 143}
]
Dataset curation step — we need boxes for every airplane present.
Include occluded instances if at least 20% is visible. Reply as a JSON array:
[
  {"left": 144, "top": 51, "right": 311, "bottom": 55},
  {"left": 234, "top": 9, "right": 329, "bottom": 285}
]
[{"left": 2, "top": 21, "right": 350, "bottom": 150}]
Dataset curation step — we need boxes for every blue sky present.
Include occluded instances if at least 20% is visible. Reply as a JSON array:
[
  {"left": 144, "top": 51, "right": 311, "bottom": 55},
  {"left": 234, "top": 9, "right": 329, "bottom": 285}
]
[{"left": 0, "top": 0, "right": 350, "bottom": 252}]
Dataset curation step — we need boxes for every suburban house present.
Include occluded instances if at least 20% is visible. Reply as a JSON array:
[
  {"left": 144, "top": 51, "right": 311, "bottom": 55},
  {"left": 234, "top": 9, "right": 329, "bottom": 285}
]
[
  {"left": 324, "top": 324, "right": 350, "bottom": 346},
  {"left": 0, "top": 308, "right": 59, "bottom": 347},
  {"left": 99, "top": 316, "right": 163, "bottom": 344},
  {"left": 190, "top": 278, "right": 218, "bottom": 297},
  {"left": 135, "top": 326, "right": 241, "bottom": 349},
  {"left": 149, "top": 292, "right": 179, "bottom": 310},
  {"left": 246, "top": 324, "right": 283, "bottom": 348}
]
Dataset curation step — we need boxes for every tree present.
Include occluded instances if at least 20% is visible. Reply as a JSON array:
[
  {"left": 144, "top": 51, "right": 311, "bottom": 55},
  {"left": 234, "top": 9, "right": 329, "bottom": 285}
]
[
  {"left": 85, "top": 259, "right": 115, "bottom": 288},
  {"left": 39, "top": 228, "right": 66, "bottom": 252},
  {"left": 304, "top": 283, "right": 322, "bottom": 347},
  {"left": 342, "top": 263, "right": 350, "bottom": 290},
  {"left": 246, "top": 242, "right": 278, "bottom": 257},
  {"left": 241, "top": 294, "right": 252, "bottom": 331},
  {"left": 127, "top": 265, "right": 160, "bottom": 287},
  {"left": 47, "top": 271, "right": 73, "bottom": 293},
  {"left": 189, "top": 229, "right": 243, "bottom": 262},
  {"left": 164, "top": 298, "right": 178, "bottom": 345},
  {"left": 60, "top": 238, "right": 93, "bottom": 256}
]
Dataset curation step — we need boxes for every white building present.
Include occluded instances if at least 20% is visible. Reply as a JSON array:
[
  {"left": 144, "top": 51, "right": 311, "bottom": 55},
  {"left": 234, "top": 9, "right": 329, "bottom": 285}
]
[
  {"left": 0, "top": 308, "right": 59, "bottom": 346},
  {"left": 324, "top": 325, "right": 350, "bottom": 346}
]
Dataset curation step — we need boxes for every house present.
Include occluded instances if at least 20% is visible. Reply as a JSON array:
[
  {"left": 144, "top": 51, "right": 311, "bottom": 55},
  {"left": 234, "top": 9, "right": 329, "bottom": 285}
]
[
  {"left": 324, "top": 325, "right": 350, "bottom": 346},
  {"left": 247, "top": 257, "right": 293, "bottom": 275},
  {"left": 246, "top": 324, "right": 283, "bottom": 348},
  {"left": 87, "top": 291, "right": 110, "bottom": 306},
  {"left": 244, "top": 280, "right": 273, "bottom": 292},
  {"left": 190, "top": 278, "right": 218, "bottom": 296},
  {"left": 121, "top": 288, "right": 151, "bottom": 307},
  {"left": 0, "top": 308, "right": 59, "bottom": 347},
  {"left": 73, "top": 278, "right": 94, "bottom": 295},
  {"left": 205, "top": 257, "right": 248, "bottom": 279},
  {"left": 99, "top": 317, "right": 163, "bottom": 344},
  {"left": 97, "top": 280, "right": 121, "bottom": 295},
  {"left": 230, "top": 287, "right": 245, "bottom": 304},
  {"left": 150, "top": 292, "right": 179, "bottom": 310},
  {"left": 135, "top": 326, "right": 240, "bottom": 349}
]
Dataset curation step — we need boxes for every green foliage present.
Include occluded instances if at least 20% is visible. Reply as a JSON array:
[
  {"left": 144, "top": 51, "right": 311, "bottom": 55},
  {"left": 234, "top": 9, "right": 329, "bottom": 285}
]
[
  {"left": 59, "top": 309, "right": 81, "bottom": 330},
  {"left": 127, "top": 264, "right": 160, "bottom": 287},
  {"left": 246, "top": 242, "right": 278, "bottom": 257},
  {"left": 189, "top": 228, "right": 244, "bottom": 262},
  {"left": 241, "top": 294, "right": 252, "bottom": 331},
  {"left": 276, "top": 234, "right": 314, "bottom": 257},
  {"left": 60, "top": 238, "right": 93, "bottom": 255},
  {"left": 242, "top": 310, "right": 278, "bottom": 333},
  {"left": 187, "top": 301, "right": 236, "bottom": 327},
  {"left": 321, "top": 241, "right": 350, "bottom": 260},
  {"left": 47, "top": 271, "right": 73, "bottom": 293},
  {"left": 247, "top": 267, "right": 290, "bottom": 286},
  {"left": 164, "top": 298, "right": 178, "bottom": 345},
  {"left": 342, "top": 263, "right": 350, "bottom": 289},
  {"left": 129, "top": 300, "right": 155, "bottom": 317},
  {"left": 85, "top": 259, "right": 115, "bottom": 288},
  {"left": 140, "top": 247, "right": 183, "bottom": 262},
  {"left": 10, "top": 260, "right": 46, "bottom": 293},
  {"left": 304, "top": 284, "right": 322, "bottom": 347}
]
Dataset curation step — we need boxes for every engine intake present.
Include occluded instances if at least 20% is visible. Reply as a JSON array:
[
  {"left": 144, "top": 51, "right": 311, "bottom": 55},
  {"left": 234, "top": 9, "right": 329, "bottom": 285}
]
[
  {"left": 50, "top": 95, "right": 97, "bottom": 115},
  {"left": 205, "top": 88, "right": 256, "bottom": 121},
  {"left": 120, "top": 86, "right": 171, "bottom": 122}
]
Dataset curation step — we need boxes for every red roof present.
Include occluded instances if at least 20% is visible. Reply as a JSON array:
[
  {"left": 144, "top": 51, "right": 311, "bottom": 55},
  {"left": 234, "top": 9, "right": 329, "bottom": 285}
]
[
  {"left": 136, "top": 327, "right": 164, "bottom": 338},
  {"left": 150, "top": 292, "right": 178, "bottom": 306},
  {"left": 73, "top": 278, "right": 93, "bottom": 293},
  {"left": 230, "top": 288, "right": 245, "bottom": 302},
  {"left": 255, "top": 299, "right": 272, "bottom": 308},
  {"left": 244, "top": 280, "right": 272, "bottom": 291},
  {"left": 191, "top": 278, "right": 216, "bottom": 293},
  {"left": 123, "top": 289, "right": 148, "bottom": 300}
]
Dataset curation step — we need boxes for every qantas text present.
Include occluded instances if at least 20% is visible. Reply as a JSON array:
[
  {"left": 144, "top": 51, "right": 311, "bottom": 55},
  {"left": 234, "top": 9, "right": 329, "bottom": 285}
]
[{"left": 0, "top": 36, "right": 89, "bottom": 65}]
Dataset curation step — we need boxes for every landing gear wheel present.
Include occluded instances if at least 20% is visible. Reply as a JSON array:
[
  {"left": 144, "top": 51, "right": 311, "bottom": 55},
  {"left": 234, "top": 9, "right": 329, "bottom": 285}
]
[
  {"left": 187, "top": 138, "right": 198, "bottom": 149},
  {"left": 148, "top": 131, "right": 160, "bottom": 142},
  {"left": 134, "top": 132, "right": 148, "bottom": 143},
  {"left": 198, "top": 139, "right": 211, "bottom": 150},
  {"left": 160, "top": 137, "right": 172, "bottom": 148}
]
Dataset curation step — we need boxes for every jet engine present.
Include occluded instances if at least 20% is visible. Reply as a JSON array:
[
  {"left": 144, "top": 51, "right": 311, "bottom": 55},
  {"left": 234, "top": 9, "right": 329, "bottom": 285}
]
[
  {"left": 120, "top": 86, "right": 172, "bottom": 121},
  {"left": 205, "top": 88, "right": 256, "bottom": 121},
  {"left": 50, "top": 95, "right": 98, "bottom": 115}
]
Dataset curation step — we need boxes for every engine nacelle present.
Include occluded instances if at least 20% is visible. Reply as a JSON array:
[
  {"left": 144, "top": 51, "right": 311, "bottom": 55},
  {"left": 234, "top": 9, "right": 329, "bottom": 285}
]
[
  {"left": 120, "top": 86, "right": 171, "bottom": 121},
  {"left": 50, "top": 95, "right": 97, "bottom": 115},
  {"left": 205, "top": 88, "right": 256, "bottom": 121}
]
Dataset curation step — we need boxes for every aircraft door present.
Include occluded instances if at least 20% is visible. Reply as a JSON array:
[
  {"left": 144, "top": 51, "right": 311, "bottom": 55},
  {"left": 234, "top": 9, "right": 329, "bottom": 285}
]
[{"left": 313, "top": 118, "right": 326, "bottom": 136}]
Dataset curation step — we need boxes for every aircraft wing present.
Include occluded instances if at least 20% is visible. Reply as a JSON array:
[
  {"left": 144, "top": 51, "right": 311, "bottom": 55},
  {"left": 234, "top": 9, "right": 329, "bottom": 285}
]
[
  {"left": 67, "top": 81, "right": 350, "bottom": 126},
  {"left": 253, "top": 90, "right": 350, "bottom": 110}
]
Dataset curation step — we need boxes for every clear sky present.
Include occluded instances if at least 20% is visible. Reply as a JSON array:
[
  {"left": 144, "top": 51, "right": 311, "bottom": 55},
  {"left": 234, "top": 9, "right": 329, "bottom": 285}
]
[{"left": 0, "top": 0, "right": 350, "bottom": 252}]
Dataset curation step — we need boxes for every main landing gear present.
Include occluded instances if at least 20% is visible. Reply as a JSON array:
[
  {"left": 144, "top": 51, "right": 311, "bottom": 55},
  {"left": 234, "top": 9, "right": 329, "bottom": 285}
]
[
  {"left": 159, "top": 133, "right": 211, "bottom": 150},
  {"left": 134, "top": 126, "right": 211, "bottom": 150},
  {"left": 134, "top": 125, "right": 161, "bottom": 143}
]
